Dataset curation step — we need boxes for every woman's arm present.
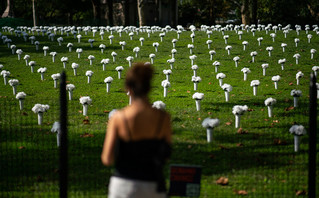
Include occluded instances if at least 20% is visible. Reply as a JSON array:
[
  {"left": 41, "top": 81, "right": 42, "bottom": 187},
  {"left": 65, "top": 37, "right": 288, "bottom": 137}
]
[
  {"left": 101, "top": 114, "right": 118, "bottom": 166},
  {"left": 163, "top": 113, "right": 172, "bottom": 144}
]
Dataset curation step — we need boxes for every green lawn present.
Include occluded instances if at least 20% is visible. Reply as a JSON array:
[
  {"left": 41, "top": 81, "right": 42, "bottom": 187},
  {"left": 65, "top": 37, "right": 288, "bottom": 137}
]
[{"left": 0, "top": 25, "right": 318, "bottom": 197}]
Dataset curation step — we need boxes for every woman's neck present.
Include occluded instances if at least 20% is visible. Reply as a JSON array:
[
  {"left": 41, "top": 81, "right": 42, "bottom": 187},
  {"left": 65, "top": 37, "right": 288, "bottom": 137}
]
[{"left": 131, "top": 96, "right": 150, "bottom": 107}]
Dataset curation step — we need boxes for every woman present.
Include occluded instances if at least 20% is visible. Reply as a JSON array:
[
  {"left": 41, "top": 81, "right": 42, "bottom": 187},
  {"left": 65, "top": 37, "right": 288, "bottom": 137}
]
[{"left": 101, "top": 62, "right": 172, "bottom": 198}]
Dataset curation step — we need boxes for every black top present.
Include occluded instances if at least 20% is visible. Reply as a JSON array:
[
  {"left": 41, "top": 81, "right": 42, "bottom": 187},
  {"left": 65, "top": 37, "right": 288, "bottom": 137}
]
[{"left": 113, "top": 110, "right": 171, "bottom": 192}]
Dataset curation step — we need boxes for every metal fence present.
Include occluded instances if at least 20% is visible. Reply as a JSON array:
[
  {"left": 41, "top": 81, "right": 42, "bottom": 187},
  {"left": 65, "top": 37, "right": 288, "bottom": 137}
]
[{"left": 0, "top": 73, "right": 317, "bottom": 197}]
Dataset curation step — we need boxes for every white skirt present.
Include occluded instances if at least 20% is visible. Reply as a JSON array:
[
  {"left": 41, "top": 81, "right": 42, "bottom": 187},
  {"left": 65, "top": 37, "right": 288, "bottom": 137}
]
[{"left": 108, "top": 176, "right": 167, "bottom": 198}]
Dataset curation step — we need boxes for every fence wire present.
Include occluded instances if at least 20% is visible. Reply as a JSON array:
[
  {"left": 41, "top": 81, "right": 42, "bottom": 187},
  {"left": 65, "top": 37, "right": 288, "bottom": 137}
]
[{"left": 0, "top": 92, "right": 317, "bottom": 197}]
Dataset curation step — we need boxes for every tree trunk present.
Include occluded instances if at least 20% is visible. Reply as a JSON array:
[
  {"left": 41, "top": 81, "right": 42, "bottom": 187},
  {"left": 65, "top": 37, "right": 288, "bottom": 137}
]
[
  {"left": 137, "top": 0, "right": 146, "bottom": 26},
  {"left": 251, "top": 0, "right": 257, "bottom": 24},
  {"left": 108, "top": 0, "right": 114, "bottom": 26},
  {"left": 155, "top": 0, "right": 159, "bottom": 25},
  {"left": 2, "top": 0, "right": 13, "bottom": 18},
  {"left": 32, "top": 0, "right": 36, "bottom": 27},
  {"left": 170, "top": 0, "right": 177, "bottom": 27},
  {"left": 209, "top": 0, "right": 216, "bottom": 25},
  {"left": 241, "top": 0, "right": 251, "bottom": 25},
  {"left": 137, "top": 0, "right": 158, "bottom": 26},
  {"left": 307, "top": 3, "right": 319, "bottom": 21},
  {"left": 67, "top": 12, "right": 74, "bottom": 26},
  {"left": 91, "top": 0, "right": 101, "bottom": 24},
  {"left": 124, "top": 0, "right": 130, "bottom": 26}
]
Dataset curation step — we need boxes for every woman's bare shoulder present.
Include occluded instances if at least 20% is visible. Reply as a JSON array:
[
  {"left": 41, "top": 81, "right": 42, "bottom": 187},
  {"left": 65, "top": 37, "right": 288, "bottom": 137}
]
[{"left": 108, "top": 109, "right": 124, "bottom": 123}]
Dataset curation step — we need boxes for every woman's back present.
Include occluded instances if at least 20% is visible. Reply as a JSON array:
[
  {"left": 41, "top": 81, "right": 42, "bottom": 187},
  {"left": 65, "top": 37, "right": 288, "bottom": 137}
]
[
  {"left": 112, "top": 101, "right": 171, "bottom": 192},
  {"left": 115, "top": 101, "right": 171, "bottom": 142}
]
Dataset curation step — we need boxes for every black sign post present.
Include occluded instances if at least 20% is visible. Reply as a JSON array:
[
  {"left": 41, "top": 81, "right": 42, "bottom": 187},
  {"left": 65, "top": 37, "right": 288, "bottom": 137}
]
[{"left": 168, "top": 164, "right": 202, "bottom": 197}]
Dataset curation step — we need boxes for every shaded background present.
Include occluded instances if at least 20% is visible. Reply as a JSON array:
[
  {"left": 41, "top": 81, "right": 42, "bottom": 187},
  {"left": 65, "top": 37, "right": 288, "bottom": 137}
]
[{"left": 1, "top": 0, "right": 319, "bottom": 27}]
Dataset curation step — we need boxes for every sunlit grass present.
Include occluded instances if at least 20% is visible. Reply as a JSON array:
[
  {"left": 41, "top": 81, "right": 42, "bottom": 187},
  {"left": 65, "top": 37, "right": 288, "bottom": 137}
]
[{"left": 0, "top": 26, "right": 318, "bottom": 197}]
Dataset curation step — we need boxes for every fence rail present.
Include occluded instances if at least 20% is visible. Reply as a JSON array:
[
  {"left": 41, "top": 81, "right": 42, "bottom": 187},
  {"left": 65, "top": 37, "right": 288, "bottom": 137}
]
[{"left": 308, "top": 73, "right": 317, "bottom": 198}]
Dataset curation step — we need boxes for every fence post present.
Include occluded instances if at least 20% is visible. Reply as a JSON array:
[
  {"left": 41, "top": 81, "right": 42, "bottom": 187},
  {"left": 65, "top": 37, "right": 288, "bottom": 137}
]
[
  {"left": 59, "top": 71, "right": 68, "bottom": 198},
  {"left": 308, "top": 72, "right": 317, "bottom": 198}
]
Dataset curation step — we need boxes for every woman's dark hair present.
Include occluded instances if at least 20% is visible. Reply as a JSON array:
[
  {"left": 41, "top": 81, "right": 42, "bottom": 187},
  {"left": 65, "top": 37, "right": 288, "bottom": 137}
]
[{"left": 125, "top": 62, "right": 154, "bottom": 97}]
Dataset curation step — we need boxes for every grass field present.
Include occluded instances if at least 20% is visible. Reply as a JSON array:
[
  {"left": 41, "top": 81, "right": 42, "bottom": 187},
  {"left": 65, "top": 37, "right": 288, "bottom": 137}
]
[{"left": 0, "top": 24, "right": 318, "bottom": 197}]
